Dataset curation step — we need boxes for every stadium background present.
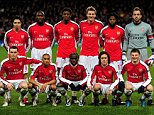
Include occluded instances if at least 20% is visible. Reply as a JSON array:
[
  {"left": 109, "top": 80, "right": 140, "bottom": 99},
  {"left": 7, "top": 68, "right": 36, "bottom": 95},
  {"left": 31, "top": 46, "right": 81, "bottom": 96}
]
[{"left": 0, "top": 0, "right": 154, "bottom": 114}]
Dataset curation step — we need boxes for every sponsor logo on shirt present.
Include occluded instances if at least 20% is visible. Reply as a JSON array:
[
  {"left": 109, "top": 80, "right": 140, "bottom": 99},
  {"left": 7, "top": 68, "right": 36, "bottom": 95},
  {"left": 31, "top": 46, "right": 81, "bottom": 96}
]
[{"left": 106, "top": 37, "right": 119, "bottom": 43}]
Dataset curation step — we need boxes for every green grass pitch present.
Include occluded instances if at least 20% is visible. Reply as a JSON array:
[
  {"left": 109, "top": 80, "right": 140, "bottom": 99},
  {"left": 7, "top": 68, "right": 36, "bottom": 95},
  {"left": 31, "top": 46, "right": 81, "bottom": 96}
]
[{"left": 0, "top": 46, "right": 154, "bottom": 115}]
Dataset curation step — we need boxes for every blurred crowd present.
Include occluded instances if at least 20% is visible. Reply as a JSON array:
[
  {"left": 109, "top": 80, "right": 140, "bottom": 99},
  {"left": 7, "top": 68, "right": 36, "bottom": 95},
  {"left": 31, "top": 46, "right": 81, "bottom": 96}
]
[{"left": 0, "top": 0, "right": 154, "bottom": 42}]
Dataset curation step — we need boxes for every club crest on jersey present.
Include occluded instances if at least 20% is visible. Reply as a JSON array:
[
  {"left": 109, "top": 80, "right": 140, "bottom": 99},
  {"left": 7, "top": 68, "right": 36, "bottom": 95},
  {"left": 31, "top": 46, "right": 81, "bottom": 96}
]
[
  {"left": 108, "top": 70, "right": 112, "bottom": 75},
  {"left": 21, "top": 35, "right": 24, "bottom": 39},
  {"left": 46, "top": 29, "right": 49, "bottom": 33},
  {"left": 117, "top": 31, "right": 120, "bottom": 35},
  {"left": 49, "top": 70, "right": 53, "bottom": 73},
  {"left": 95, "top": 26, "right": 98, "bottom": 30},
  {"left": 19, "top": 62, "right": 22, "bottom": 66},
  {"left": 138, "top": 68, "right": 143, "bottom": 72},
  {"left": 70, "top": 27, "right": 74, "bottom": 31},
  {"left": 141, "top": 27, "right": 144, "bottom": 32},
  {"left": 78, "top": 70, "right": 81, "bottom": 73}
]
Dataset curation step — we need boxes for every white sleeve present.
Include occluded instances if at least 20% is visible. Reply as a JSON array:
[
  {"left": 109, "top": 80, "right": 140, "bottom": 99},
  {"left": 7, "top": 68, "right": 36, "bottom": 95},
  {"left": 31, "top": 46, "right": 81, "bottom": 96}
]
[{"left": 109, "top": 79, "right": 119, "bottom": 90}]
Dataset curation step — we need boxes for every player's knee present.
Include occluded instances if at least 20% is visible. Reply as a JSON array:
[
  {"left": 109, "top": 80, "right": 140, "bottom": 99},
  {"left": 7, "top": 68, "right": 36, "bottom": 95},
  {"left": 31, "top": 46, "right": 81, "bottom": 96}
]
[
  {"left": 20, "top": 88, "right": 28, "bottom": 96},
  {"left": 29, "top": 88, "right": 37, "bottom": 97},
  {"left": 20, "top": 81, "right": 28, "bottom": 89},
  {"left": 0, "top": 88, "right": 5, "bottom": 96},
  {"left": 50, "top": 84, "right": 56, "bottom": 91},
  {"left": 93, "top": 84, "right": 101, "bottom": 91},
  {"left": 146, "top": 84, "right": 153, "bottom": 92},
  {"left": 28, "top": 83, "right": 33, "bottom": 89}
]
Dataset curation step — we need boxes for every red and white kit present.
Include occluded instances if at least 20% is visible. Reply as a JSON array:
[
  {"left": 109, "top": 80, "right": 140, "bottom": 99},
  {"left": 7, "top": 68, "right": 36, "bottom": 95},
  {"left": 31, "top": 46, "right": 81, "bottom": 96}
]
[
  {"left": 59, "top": 63, "right": 87, "bottom": 86},
  {"left": 4, "top": 28, "right": 30, "bottom": 56}
]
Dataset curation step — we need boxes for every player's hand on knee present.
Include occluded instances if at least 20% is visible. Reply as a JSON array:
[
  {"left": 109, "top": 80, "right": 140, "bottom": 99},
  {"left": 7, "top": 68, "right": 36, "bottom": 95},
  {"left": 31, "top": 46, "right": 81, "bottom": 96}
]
[
  {"left": 7, "top": 83, "right": 13, "bottom": 90},
  {"left": 138, "top": 85, "right": 145, "bottom": 93},
  {"left": 88, "top": 85, "right": 92, "bottom": 91},
  {"left": 41, "top": 84, "right": 47, "bottom": 92}
]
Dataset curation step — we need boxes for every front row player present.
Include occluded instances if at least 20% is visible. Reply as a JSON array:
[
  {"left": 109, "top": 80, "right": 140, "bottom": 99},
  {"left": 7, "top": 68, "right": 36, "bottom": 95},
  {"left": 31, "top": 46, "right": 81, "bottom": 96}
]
[
  {"left": 0, "top": 46, "right": 41, "bottom": 106},
  {"left": 86, "top": 51, "right": 120, "bottom": 106},
  {"left": 58, "top": 53, "right": 88, "bottom": 106},
  {"left": 29, "top": 53, "right": 57, "bottom": 106},
  {"left": 122, "top": 48, "right": 153, "bottom": 107}
]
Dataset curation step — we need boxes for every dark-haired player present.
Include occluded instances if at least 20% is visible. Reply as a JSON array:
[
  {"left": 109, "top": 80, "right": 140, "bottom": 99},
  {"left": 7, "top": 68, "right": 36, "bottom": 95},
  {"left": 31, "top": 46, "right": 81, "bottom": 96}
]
[
  {"left": 54, "top": 8, "right": 79, "bottom": 103},
  {"left": 0, "top": 46, "right": 40, "bottom": 106},
  {"left": 122, "top": 48, "right": 153, "bottom": 107},
  {"left": 4, "top": 16, "right": 30, "bottom": 104},
  {"left": 100, "top": 13, "right": 125, "bottom": 104}
]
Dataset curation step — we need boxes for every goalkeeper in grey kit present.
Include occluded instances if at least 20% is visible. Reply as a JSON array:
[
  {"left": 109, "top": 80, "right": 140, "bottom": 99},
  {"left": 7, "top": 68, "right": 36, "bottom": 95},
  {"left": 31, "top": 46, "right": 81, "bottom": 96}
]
[{"left": 122, "top": 7, "right": 154, "bottom": 62}]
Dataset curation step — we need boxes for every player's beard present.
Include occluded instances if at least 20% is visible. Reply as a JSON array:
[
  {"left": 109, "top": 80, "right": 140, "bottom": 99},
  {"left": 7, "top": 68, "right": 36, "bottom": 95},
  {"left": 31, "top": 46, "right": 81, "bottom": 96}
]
[{"left": 109, "top": 23, "right": 116, "bottom": 28}]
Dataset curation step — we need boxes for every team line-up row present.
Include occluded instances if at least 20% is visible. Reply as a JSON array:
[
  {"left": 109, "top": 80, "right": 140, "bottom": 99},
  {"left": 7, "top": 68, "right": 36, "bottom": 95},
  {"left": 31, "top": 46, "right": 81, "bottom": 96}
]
[{"left": 0, "top": 46, "right": 153, "bottom": 107}]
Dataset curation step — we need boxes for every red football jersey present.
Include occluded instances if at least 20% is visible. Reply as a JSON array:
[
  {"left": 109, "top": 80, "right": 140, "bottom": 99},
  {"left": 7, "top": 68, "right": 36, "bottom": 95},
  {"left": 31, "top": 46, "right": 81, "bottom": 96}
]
[
  {"left": 101, "top": 25, "right": 125, "bottom": 61},
  {"left": 28, "top": 22, "right": 54, "bottom": 49},
  {"left": 54, "top": 20, "right": 79, "bottom": 58},
  {"left": 4, "top": 28, "right": 30, "bottom": 56},
  {"left": 0, "top": 56, "right": 41, "bottom": 81},
  {"left": 89, "top": 65, "right": 118, "bottom": 85},
  {"left": 60, "top": 64, "right": 87, "bottom": 85},
  {"left": 80, "top": 20, "right": 103, "bottom": 56},
  {"left": 121, "top": 60, "right": 151, "bottom": 83},
  {"left": 31, "top": 63, "right": 56, "bottom": 84}
]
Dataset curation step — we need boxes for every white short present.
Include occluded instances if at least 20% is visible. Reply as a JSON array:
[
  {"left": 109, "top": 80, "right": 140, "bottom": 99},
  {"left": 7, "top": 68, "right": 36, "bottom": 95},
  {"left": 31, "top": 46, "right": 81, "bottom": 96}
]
[
  {"left": 110, "top": 60, "right": 122, "bottom": 73},
  {"left": 56, "top": 57, "right": 69, "bottom": 68},
  {"left": 79, "top": 55, "right": 98, "bottom": 75},
  {"left": 31, "top": 47, "right": 52, "bottom": 69},
  {"left": 95, "top": 83, "right": 111, "bottom": 94},
  {"left": 8, "top": 79, "right": 26, "bottom": 90},
  {"left": 110, "top": 60, "right": 123, "bottom": 81},
  {"left": 126, "top": 81, "right": 144, "bottom": 91}
]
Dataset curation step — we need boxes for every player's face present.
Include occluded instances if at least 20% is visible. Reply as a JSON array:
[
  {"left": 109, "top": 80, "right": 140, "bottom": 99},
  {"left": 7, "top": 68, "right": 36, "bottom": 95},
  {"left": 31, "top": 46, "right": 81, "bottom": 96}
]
[
  {"left": 100, "top": 54, "right": 108, "bottom": 67},
  {"left": 62, "top": 11, "right": 71, "bottom": 21},
  {"left": 131, "top": 52, "right": 140, "bottom": 64},
  {"left": 86, "top": 10, "right": 96, "bottom": 23},
  {"left": 13, "top": 19, "right": 21, "bottom": 30},
  {"left": 70, "top": 55, "right": 78, "bottom": 66},
  {"left": 132, "top": 10, "right": 142, "bottom": 24},
  {"left": 36, "top": 12, "right": 45, "bottom": 23},
  {"left": 109, "top": 16, "right": 116, "bottom": 27},
  {"left": 42, "top": 54, "right": 50, "bottom": 66},
  {"left": 9, "top": 49, "right": 18, "bottom": 61}
]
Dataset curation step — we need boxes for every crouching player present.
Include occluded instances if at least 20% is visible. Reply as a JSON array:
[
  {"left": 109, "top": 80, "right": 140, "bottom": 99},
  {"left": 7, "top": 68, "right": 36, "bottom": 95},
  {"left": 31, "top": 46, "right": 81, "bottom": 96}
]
[
  {"left": 0, "top": 46, "right": 41, "bottom": 106},
  {"left": 29, "top": 53, "right": 57, "bottom": 106},
  {"left": 86, "top": 51, "right": 120, "bottom": 106},
  {"left": 58, "top": 53, "right": 88, "bottom": 106},
  {"left": 122, "top": 48, "right": 153, "bottom": 107}
]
